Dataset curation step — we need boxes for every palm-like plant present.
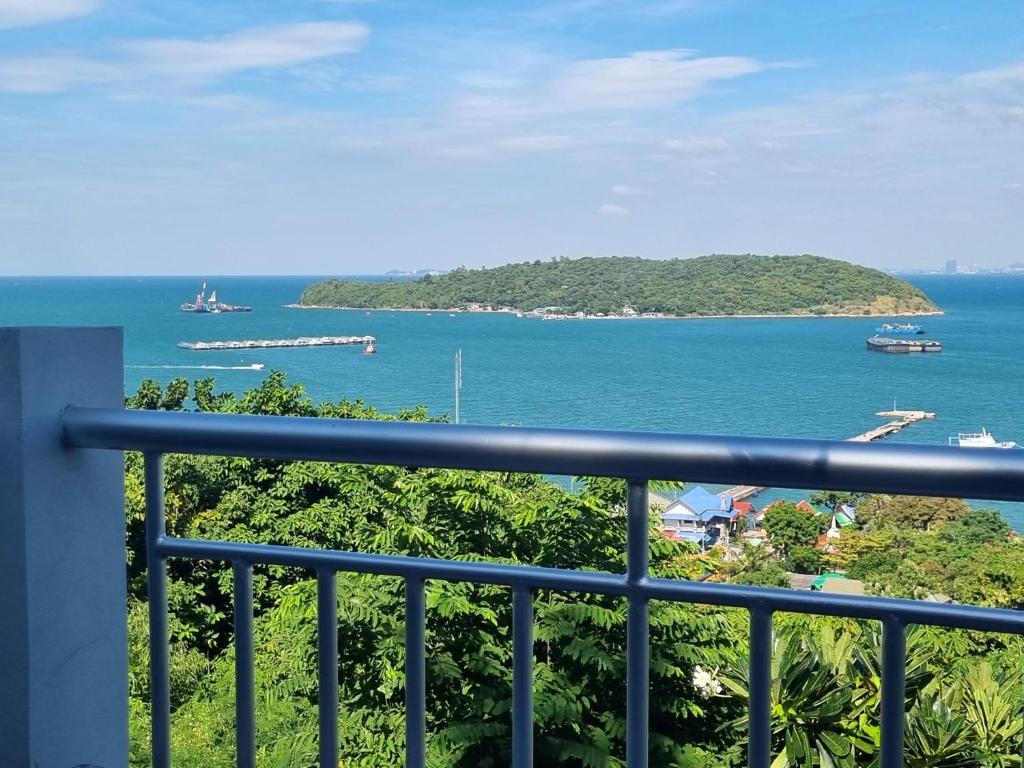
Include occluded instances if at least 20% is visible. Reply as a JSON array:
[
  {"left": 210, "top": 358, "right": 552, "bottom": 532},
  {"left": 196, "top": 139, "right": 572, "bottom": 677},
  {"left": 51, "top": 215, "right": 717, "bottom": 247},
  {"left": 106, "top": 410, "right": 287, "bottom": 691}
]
[
  {"left": 720, "top": 627, "right": 868, "bottom": 768},
  {"left": 902, "top": 690, "right": 973, "bottom": 768},
  {"left": 954, "top": 662, "right": 1022, "bottom": 768}
]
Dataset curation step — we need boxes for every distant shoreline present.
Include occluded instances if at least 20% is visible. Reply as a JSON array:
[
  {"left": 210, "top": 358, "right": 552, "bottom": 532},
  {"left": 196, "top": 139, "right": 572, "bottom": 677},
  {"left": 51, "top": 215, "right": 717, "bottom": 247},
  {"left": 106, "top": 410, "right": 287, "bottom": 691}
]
[{"left": 286, "top": 304, "right": 944, "bottom": 320}]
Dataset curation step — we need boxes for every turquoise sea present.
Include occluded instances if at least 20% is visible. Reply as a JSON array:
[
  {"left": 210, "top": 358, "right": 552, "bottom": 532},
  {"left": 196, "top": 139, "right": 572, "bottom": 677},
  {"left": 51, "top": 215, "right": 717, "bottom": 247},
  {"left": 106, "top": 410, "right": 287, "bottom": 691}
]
[{"left": 2, "top": 274, "right": 1022, "bottom": 524}]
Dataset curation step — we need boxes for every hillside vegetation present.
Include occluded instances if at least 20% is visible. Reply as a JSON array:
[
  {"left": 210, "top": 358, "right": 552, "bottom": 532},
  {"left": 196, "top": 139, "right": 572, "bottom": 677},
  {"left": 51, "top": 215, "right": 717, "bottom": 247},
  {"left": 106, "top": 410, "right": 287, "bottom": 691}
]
[
  {"left": 125, "top": 374, "right": 1024, "bottom": 767},
  {"left": 300, "top": 255, "right": 939, "bottom": 316}
]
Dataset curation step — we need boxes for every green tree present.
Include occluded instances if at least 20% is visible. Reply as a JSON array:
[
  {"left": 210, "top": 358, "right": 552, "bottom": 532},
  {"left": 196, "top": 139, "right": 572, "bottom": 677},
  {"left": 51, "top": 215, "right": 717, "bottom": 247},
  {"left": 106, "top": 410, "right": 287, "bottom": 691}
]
[
  {"left": 731, "top": 563, "right": 789, "bottom": 588},
  {"left": 762, "top": 503, "right": 828, "bottom": 558},
  {"left": 857, "top": 494, "right": 969, "bottom": 532},
  {"left": 786, "top": 545, "right": 823, "bottom": 575},
  {"left": 808, "top": 491, "right": 863, "bottom": 515}
]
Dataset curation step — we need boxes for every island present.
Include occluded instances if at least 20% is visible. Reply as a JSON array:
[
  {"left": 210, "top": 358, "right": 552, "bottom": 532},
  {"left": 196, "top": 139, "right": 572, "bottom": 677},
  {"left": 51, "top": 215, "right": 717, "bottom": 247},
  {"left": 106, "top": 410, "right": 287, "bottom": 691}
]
[{"left": 298, "top": 255, "right": 941, "bottom": 318}]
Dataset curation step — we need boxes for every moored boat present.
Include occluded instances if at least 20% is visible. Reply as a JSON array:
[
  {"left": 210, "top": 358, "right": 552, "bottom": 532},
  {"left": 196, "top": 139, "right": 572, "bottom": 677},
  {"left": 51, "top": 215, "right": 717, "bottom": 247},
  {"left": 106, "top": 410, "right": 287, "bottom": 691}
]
[
  {"left": 874, "top": 322, "right": 924, "bottom": 334},
  {"left": 866, "top": 335, "right": 942, "bottom": 353},
  {"left": 948, "top": 429, "right": 1017, "bottom": 449}
]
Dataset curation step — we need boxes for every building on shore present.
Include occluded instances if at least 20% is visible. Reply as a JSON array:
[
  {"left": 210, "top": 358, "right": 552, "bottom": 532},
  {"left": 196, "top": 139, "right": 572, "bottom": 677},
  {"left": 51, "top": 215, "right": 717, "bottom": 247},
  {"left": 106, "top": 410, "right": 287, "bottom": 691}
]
[{"left": 660, "top": 485, "right": 738, "bottom": 549}]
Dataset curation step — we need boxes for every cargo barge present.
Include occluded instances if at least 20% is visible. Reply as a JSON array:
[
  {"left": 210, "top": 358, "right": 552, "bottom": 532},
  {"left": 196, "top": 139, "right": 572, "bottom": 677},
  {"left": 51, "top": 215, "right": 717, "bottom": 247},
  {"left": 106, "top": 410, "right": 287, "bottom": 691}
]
[
  {"left": 179, "top": 336, "right": 375, "bottom": 351},
  {"left": 866, "top": 335, "right": 941, "bottom": 353}
]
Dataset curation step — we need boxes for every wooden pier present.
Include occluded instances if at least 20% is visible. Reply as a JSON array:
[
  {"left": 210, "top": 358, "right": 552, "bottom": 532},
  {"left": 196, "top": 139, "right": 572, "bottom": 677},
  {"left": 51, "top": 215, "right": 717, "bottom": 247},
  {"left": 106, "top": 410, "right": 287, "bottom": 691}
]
[{"left": 721, "top": 409, "right": 936, "bottom": 502}]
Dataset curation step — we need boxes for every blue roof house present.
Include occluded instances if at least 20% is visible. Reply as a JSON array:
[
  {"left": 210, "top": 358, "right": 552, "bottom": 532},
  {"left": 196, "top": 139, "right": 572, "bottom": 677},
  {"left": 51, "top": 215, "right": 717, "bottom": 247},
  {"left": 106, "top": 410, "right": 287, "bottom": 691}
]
[{"left": 660, "top": 486, "right": 736, "bottom": 549}]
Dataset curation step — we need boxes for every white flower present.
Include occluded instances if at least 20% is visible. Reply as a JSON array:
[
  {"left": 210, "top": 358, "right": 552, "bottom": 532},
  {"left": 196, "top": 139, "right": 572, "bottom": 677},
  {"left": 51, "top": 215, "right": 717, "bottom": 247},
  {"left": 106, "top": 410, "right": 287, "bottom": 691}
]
[{"left": 692, "top": 665, "right": 722, "bottom": 699}]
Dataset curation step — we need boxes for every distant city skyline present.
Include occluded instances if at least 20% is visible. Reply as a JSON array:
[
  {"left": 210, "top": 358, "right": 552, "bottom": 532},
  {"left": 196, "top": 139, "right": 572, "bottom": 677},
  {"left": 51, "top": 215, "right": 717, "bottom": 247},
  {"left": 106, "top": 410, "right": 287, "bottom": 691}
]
[{"left": 1, "top": 1, "right": 1023, "bottom": 275}]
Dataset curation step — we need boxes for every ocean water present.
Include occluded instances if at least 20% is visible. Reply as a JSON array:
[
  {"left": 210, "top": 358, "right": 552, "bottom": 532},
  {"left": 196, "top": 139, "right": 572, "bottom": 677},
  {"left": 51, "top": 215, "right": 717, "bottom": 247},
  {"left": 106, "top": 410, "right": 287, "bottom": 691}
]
[{"left": 2, "top": 274, "right": 1022, "bottom": 523}]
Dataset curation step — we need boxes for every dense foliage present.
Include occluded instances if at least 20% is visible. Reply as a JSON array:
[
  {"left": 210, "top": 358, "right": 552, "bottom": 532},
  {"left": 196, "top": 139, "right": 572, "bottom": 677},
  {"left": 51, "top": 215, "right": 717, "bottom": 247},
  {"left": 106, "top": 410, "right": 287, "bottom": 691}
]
[
  {"left": 827, "top": 498, "right": 1024, "bottom": 607},
  {"left": 124, "top": 375, "right": 1021, "bottom": 767},
  {"left": 126, "top": 373, "right": 742, "bottom": 766},
  {"left": 299, "top": 255, "right": 938, "bottom": 316}
]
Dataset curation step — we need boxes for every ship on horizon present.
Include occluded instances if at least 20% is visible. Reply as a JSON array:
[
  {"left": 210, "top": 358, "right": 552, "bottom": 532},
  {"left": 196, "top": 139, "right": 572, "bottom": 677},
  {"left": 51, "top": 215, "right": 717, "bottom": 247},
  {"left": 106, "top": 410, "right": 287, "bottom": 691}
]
[{"left": 181, "top": 281, "right": 252, "bottom": 313}]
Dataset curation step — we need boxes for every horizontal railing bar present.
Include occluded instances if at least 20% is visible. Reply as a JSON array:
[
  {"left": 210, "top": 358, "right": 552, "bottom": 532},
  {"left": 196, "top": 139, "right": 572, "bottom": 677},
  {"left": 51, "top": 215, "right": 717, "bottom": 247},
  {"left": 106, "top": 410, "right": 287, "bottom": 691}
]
[
  {"left": 62, "top": 407, "right": 1024, "bottom": 500},
  {"left": 156, "top": 536, "right": 1024, "bottom": 634}
]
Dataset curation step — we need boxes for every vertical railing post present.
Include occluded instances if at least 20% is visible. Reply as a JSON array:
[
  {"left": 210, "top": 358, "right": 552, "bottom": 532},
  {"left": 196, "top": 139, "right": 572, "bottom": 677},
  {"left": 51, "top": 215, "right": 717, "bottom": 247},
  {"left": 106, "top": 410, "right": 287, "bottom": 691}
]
[
  {"left": 0, "top": 326, "right": 127, "bottom": 766},
  {"left": 233, "top": 561, "right": 256, "bottom": 768},
  {"left": 880, "top": 618, "right": 906, "bottom": 768},
  {"left": 405, "top": 578, "right": 427, "bottom": 768},
  {"left": 748, "top": 606, "right": 773, "bottom": 768},
  {"left": 146, "top": 452, "right": 172, "bottom": 768},
  {"left": 318, "top": 570, "right": 339, "bottom": 768},
  {"left": 626, "top": 480, "right": 650, "bottom": 767},
  {"left": 512, "top": 584, "right": 534, "bottom": 768}
]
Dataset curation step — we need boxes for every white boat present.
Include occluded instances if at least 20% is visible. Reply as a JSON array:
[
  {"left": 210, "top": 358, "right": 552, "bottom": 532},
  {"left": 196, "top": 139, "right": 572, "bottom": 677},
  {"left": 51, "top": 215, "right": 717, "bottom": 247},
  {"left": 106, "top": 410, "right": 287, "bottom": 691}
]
[{"left": 949, "top": 428, "right": 1017, "bottom": 449}]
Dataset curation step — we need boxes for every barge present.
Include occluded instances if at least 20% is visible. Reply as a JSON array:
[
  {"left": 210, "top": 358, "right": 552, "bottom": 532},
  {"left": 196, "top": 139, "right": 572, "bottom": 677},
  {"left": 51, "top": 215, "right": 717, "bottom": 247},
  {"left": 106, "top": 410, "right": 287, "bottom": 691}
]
[
  {"left": 179, "top": 335, "right": 375, "bottom": 351},
  {"left": 866, "top": 335, "right": 941, "bottom": 353}
]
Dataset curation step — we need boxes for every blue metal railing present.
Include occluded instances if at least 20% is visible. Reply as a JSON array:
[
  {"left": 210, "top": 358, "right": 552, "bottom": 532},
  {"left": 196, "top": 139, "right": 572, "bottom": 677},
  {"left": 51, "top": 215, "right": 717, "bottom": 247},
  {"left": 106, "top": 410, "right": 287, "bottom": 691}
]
[{"left": 61, "top": 406, "right": 1024, "bottom": 768}]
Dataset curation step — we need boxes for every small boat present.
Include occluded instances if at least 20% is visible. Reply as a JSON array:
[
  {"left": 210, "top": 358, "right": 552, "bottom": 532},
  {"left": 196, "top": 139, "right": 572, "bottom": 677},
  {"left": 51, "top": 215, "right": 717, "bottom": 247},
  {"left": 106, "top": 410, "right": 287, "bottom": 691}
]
[
  {"left": 363, "top": 342, "right": 376, "bottom": 355},
  {"left": 875, "top": 323, "right": 924, "bottom": 334},
  {"left": 866, "top": 335, "right": 941, "bottom": 353},
  {"left": 949, "top": 429, "right": 1016, "bottom": 449}
]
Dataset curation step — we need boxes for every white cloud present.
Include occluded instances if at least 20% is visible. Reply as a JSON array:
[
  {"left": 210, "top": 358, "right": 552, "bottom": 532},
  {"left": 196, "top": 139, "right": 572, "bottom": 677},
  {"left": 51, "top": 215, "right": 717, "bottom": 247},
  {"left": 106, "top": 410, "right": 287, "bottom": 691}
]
[
  {"left": 612, "top": 184, "right": 651, "bottom": 196},
  {"left": 125, "top": 22, "right": 369, "bottom": 79},
  {"left": 551, "top": 50, "right": 762, "bottom": 110},
  {"left": 664, "top": 136, "right": 729, "bottom": 153},
  {"left": 523, "top": 0, "right": 698, "bottom": 24},
  {"left": 500, "top": 135, "right": 572, "bottom": 150},
  {"left": 0, "top": 0, "right": 98, "bottom": 29},
  {"left": 439, "top": 146, "right": 491, "bottom": 159},
  {"left": 0, "top": 56, "right": 112, "bottom": 93},
  {"left": 598, "top": 203, "right": 630, "bottom": 216},
  {"left": 957, "top": 62, "right": 1024, "bottom": 87}
]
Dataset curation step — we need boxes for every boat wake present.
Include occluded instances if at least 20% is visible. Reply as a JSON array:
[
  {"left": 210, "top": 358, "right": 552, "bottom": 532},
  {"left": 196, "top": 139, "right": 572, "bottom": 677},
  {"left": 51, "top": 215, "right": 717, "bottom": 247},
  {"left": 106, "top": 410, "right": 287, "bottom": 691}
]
[{"left": 126, "top": 364, "right": 265, "bottom": 371}]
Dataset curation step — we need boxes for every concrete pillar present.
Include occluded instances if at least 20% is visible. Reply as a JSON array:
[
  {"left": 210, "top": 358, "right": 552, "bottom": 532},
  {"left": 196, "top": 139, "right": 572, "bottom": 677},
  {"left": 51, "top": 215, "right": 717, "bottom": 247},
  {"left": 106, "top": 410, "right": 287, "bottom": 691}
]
[{"left": 0, "top": 327, "right": 127, "bottom": 767}]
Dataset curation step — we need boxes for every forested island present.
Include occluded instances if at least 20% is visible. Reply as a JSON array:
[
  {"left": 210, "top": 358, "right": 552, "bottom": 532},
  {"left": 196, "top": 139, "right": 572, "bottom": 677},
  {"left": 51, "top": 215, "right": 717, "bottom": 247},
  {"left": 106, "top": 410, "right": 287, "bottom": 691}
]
[{"left": 299, "top": 254, "right": 940, "bottom": 317}]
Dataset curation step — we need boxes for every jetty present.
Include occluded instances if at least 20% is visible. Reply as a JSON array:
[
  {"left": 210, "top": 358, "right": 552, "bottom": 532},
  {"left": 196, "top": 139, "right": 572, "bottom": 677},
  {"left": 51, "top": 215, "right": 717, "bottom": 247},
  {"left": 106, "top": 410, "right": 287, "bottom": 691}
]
[
  {"left": 178, "top": 336, "right": 375, "bottom": 351},
  {"left": 721, "top": 409, "right": 936, "bottom": 502}
]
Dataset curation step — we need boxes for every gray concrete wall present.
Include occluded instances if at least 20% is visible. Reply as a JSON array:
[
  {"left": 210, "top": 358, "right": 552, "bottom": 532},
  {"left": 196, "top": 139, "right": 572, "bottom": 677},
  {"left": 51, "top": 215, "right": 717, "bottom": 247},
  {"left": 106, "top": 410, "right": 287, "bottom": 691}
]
[{"left": 0, "top": 327, "right": 127, "bottom": 767}]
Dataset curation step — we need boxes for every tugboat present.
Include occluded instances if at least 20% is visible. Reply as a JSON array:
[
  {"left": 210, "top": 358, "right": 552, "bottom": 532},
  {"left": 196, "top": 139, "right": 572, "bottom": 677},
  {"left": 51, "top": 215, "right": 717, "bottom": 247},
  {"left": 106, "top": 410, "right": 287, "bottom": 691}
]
[
  {"left": 866, "top": 335, "right": 942, "bottom": 353},
  {"left": 363, "top": 340, "right": 377, "bottom": 355},
  {"left": 874, "top": 322, "right": 924, "bottom": 334},
  {"left": 181, "top": 281, "right": 252, "bottom": 313},
  {"left": 949, "top": 429, "right": 1017, "bottom": 449}
]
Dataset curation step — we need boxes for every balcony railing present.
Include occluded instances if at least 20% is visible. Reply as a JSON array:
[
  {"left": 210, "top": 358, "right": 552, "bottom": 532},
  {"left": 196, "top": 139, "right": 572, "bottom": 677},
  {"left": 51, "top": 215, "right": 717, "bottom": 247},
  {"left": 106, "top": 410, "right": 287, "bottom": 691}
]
[{"left": 4, "top": 326, "right": 1024, "bottom": 768}]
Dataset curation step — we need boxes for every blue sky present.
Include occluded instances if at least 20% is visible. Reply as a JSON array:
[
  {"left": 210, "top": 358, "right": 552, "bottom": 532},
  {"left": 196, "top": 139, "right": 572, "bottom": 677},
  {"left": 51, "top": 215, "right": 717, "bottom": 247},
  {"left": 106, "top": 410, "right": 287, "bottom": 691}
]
[{"left": 1, "top": 0, "right": 1022, "bottom": 274}]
